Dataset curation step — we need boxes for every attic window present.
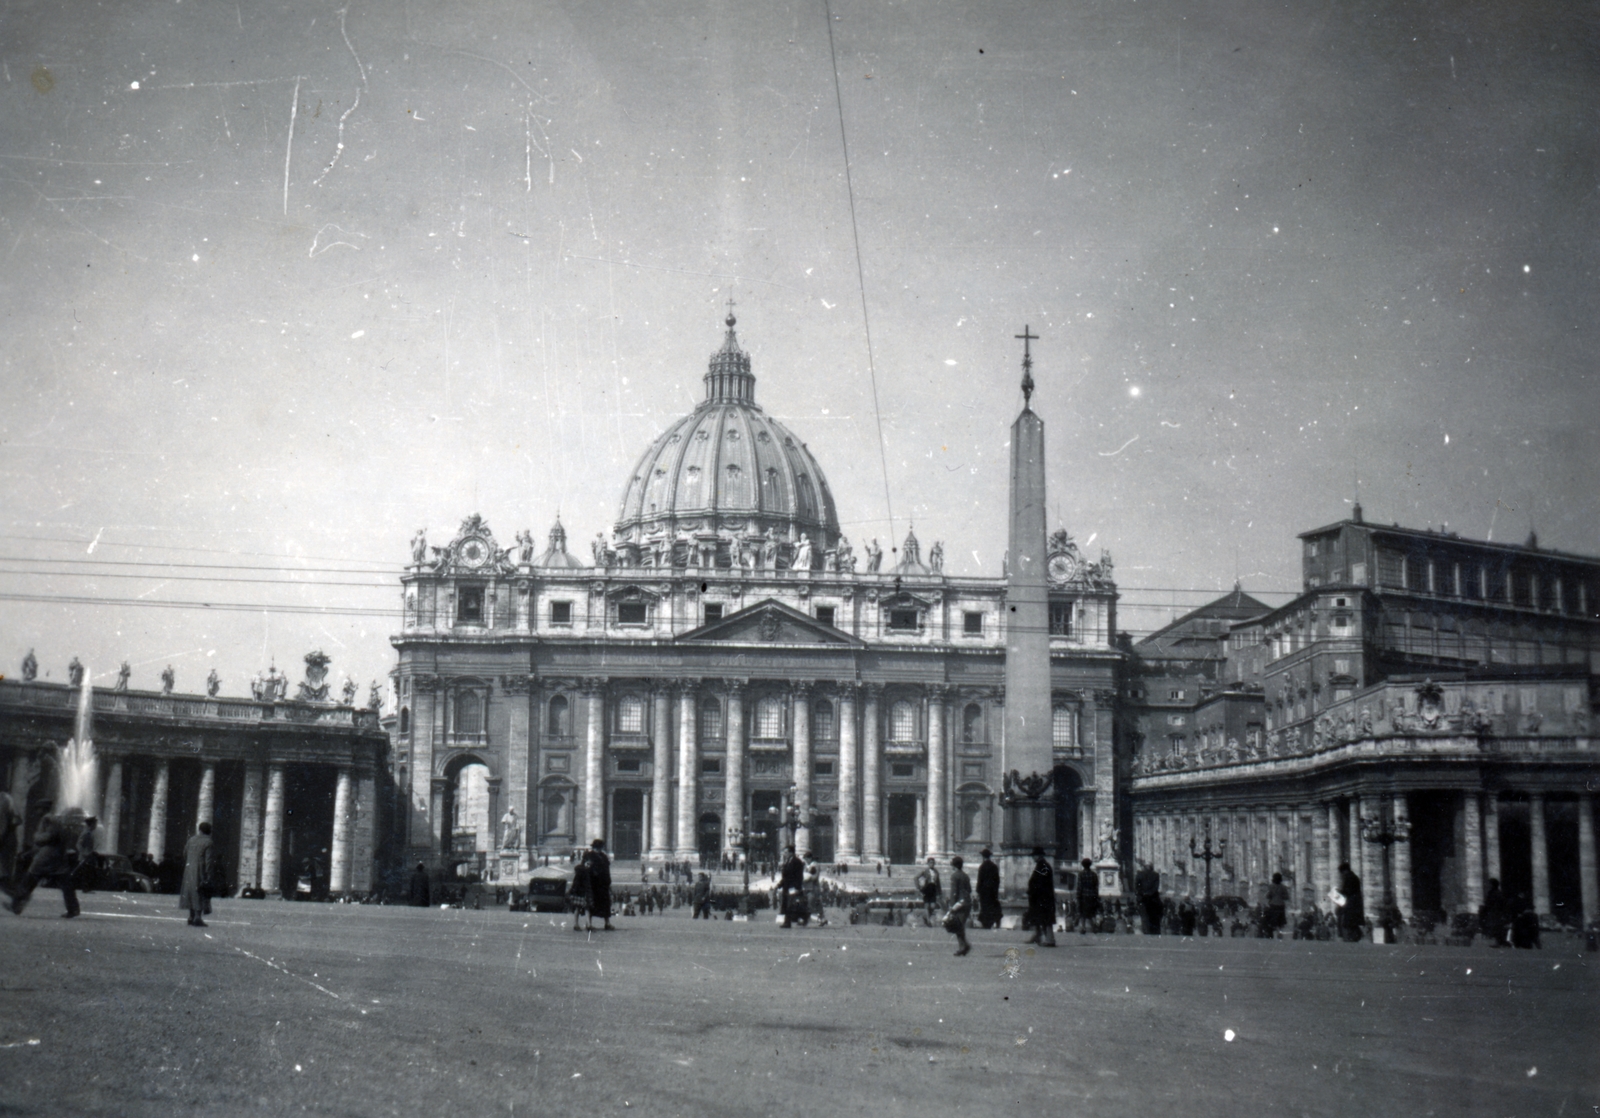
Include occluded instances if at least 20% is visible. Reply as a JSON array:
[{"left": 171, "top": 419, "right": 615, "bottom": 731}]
[
  {"left": 617, "top": 601, "right": 648, "bottom": 626},
  {"left": 815, "top": 606, "right": 835, "bottom": 627},
  {"left": 457, "top": 586, "right": 485, "bottom": 625},
  {"left": 704, "top": 603, "right": 723, "bottom": 624},
  {"left": 887, "top": 607, "right": 920, "bottom": 631},
  {"left": 550, "top": 601, "right": 572, "bottom": 626}
]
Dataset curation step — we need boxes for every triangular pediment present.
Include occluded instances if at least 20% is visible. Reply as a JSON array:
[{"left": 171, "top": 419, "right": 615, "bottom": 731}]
[{"left": 678, "top": 598, "right": 863, "bottom": 647}]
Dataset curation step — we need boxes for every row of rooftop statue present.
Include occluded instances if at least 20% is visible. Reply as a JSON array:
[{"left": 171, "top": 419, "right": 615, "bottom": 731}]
[{"left": 14, "top": 649, "right": 383, "bottom": 711}]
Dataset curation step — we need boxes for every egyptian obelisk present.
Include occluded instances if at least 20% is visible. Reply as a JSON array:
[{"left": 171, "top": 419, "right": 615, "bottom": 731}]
[{"left": 1001, "top": 327, "right": 1054, "bottom": 893}]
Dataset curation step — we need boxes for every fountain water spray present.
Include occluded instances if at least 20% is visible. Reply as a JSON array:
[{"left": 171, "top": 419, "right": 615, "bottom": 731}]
[{"left": 57, "top": 669, "right": 99, "bottom": 817}]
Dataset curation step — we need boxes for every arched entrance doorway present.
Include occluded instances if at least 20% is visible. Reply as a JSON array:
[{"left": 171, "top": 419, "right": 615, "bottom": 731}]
[
  {"left": 440, "top": 755, "right": 491, "bottom": 880},
  {"left": 612, "top": 788, "right": 644, "bottom": 860},
  {"left": 698, "top": 813, "right": 722, "bottom": 863},
  {"left": 1052, "top": 765, "right": 1083, "bottom": 864},
  {"left": 886, "top": 794, "right": 918, "bottom": 864}
]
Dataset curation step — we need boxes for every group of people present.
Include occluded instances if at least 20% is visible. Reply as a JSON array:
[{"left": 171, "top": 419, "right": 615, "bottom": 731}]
[{"left": 568, "top": 839, "right": 615, "bottom": 932}]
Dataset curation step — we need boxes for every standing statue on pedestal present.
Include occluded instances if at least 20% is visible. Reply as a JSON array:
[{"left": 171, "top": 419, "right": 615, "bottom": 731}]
[
  {"left": 865, "top": 539, "right": 883, "bottom": 572},
  {"left": 833, "top": 535, "right": 856, "bottom": 572},
  {"left": 69, "top": 658, "right": 85, "bottom": 687},
  {"left": 793, "top": 534, "right": 813, "bottom": 572},
  {"left": 367, "top": 681, "right": 384, "bottom": 712},
  {"left": 760, "top": 528, "right": 778, "bottom": 569},
  {"left": 21, "top": 649, "right": 37, "bottom": 681},
  {"left": 341, "top": 678, "right": 358, "bottom": 706},
  {"left": 500, "top": 808, "right": 521, "bottom": 851},
  {"left": 928, "top": 541, "right": 945, "bottom": 573},
  {"left": 410, "top": 530, "right": 428, "bottom": 568},
  {"left": 115, "top": 662, "right": 131, "bottom": 691},
  {"left": 160, "top": 665, "right": 175, "bottom": 694},
  {"left": 206, "top": 669, "right": 221, "bottom": 697}
]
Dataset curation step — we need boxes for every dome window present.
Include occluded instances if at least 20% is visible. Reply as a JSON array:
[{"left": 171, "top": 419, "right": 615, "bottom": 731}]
[{"left": 726, "top": 428, "right": 741, "bottom": 440}]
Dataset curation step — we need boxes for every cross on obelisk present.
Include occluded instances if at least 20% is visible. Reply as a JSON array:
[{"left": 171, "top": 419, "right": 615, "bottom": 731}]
[{"left": 1015, "top": 325, "right": 1038, "bottom": 406}]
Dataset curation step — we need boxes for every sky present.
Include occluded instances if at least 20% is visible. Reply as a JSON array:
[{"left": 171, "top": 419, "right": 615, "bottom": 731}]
[{"left": 2, "top": 0, "right": 1595, "bottom": 704}]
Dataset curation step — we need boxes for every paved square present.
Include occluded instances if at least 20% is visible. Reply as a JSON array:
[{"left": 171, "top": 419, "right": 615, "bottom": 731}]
[{"left": 1, "top": 894, "right": 1594, "bottom": 1117}]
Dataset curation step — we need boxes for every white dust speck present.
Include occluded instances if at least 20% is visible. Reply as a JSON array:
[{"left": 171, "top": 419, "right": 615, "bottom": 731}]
[
  {"left": 191, "top": 254, "right": 199, "bottom": 262},
  {"left": 1224, "top": 1030, "right": 1236, "bottom": 1042},
  {"left": 1527, "top": 1067, "right": 1537, "bottom": 1077},
  {"left": 944, "top": 359, "right": 957, "bottom": 366},
  {"left": 1522, "top": 264, "right": 1531, "bottom": 274},
  {"left": 572, "top": 1073, "right": 582, "bottom": 1079},
  {"left": 294, "top": 1064, "right": 302, "bottom": 1072},
  {"left": 351, "top": 330, "right": 365, "bottom": 339},
  {"left": 130, "top": 81, "right": 139, "bottom": 90}
]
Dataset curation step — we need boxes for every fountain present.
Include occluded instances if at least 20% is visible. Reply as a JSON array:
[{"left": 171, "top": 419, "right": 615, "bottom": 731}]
[{"left": 56, "top": 668, "right": 99, "bottom": 817}]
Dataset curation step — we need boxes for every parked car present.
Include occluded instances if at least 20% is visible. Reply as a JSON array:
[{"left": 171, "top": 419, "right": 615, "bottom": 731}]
[{"left": 526, "top": 864, "right": 574, "bottom": 912}]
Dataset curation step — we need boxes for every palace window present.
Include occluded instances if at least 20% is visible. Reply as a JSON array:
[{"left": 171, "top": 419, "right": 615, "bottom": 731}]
[
  {"left": 1049, "top": 601, "right": 1073, "bottom": 636},
  {"left": 814, "top": 760, "right": 834, "bottom": 777},
  {"left": 548, "top": 695, "right": 571, "bottom": 737},
  {"left": 887, "top": 606, "right": 920, "bottom": 631},
  {"left": 700, "top": 698, "right": 723, "bottom": 743},
  {"left": 755, "top": 695, "right": 784, "bottom": 738},
  {"left": 964, "top": 611, "right": 984, "bottom": 635},
  {"left": 457, "top": 586, "right": 485, "bottom": 625},
  {"left": 815, "top": 605, "right": 835, "bottom": 627},
  {"left": 617, "top": 601, "right": 648, "bottom": 626},
  {"left": 701, "top": 758, "right": 722, "bottom": 775},
  {"left": 888, "top": 699, "right": 916, "bottom": 742},
  {"left": 1051, "top": 706, "right": 1076, "bottom": 751},
  {"left": 962, "top": 703, "right": 983, "bottom": 744},
  {"left": 615, "top": 758, "right": 642, "bottom": 774},
  {"left": 453, "top": 690, "right": 485, "bottom": 740},
  {"left": 703, "top": 603, "right": 723, "bottom": 624},
  {"left": 813, "top": 699, "right": 834, "bottom": 741},
  {"left": 549, "top": 600, "right": 573, "bottom": 625},
  {"left": 399, "top": 706, "right": 410, "bottom": 735},
  {"left": 890, "top": 762, "right": 915, "bottom": 778},
  {"left": 616, "top": 695, "right": 645, "bottom": 735}
]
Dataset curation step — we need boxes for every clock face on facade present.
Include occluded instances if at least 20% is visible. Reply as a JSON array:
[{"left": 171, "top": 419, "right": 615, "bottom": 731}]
[
  {"left": 459, "top": 537, "right": 490, "bottom": 568},
  {"left": 1047, "top": 552, "right": 1079, "bottom": 585}
]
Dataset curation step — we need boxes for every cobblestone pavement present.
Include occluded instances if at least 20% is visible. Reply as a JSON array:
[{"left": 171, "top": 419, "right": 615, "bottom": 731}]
[{"left": 1, "top": 892, "right": 1594, "bottom": 1117}]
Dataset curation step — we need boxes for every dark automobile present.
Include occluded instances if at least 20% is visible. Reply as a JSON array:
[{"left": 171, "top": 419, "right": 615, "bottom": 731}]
[
  {"left": 526, "top": 864, "right": 575, "bottom": 912},
  {"left": 78, "top": 854, "right": 155, "bottom": 893}
]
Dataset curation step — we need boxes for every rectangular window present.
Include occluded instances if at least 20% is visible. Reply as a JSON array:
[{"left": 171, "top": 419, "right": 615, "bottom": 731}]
[
  {"left": 703, "top": 603, "right": 723, "bottom": 624},
  {"left": 887, "top": 607, "right": 919, "bottom": 631},
  {"left": 1350, "top": 561, "right": 1366, "bottom": 585},
  {"left": 815, "top": 605, "right": 835, "bottom": 627},
  {"left": 617, "top": 601, "right": 648, "bottom": 625},
  {"left": 457, "top": 586, "right": 484, "bottom": 624},
  {"left": 1334, "top": 659, "right": 1350, "bottom": 675},
  {"left": 617, "top": 696, "right": 644, "bottom": 734},
  {"left": 701, "top": 758, "right": 722, "bottom": 775},
  {"left": 814, "top": 760, "right": 834, "bottom": 777},
  {"left": 550, "top": 600, "right": 573, "bottom": 625},
  {"left": 890, "top": 762, "right": 915, "bottom": 778},
  {"left": 963, "top": 611, "right": 984, "bottom": 635},
  {"left": 1049, "top": 601, "right": 1072, "bottom": 636},
  {"left": 1169, "top": 689, "right": 1185, "bottom": 701},
  {"left": 615, "top": 758, "right": 641, "bottom": 773}
]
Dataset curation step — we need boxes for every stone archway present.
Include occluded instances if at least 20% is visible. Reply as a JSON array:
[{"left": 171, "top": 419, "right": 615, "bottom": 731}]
[{"left": 439, "top": 752, "right": 492, "bottom": 878}]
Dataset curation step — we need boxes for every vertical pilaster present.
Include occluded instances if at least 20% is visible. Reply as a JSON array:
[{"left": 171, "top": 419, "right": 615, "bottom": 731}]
[
  {"left": 861, "top": 685, "right": 883, "bottom": 861},
  {"left": 1579, "top": 794, "right": 1598, "bottom": 927},
  {"left": 260, "top": 764, "right": 285, "bottom": 895},
  {"left": 583, "top": 681, "right": 606, "bottom": 846},
  {"left": 926, "top": 686, "right": 947, "bottom": 859},
  {"left": 1484, "top": 794, "right": 1502, "bottom": 885},
  {"left": 675, "top": 683, "right": 698, "bottom": 860},
  {"left": 505, "top": 676, "right": 530, "bottom": 854},
  {"left": 1392, "top": 793, "right": 1412, "bottom": 918},
  {"left": 725, "top": 683, "right": 746, "bottom": 857},
  {"left": 793, "top": 683, "right": 812, "bottom": 855},
  {"left": 1530, "top": 793, "right": 1550, "bottom": 916},
  {"left": 1462, "top": 791, "right": 1484, "bottom": 911},
  {"left": 101, "top": 760, "right": 124, "bottom": 856},
  {"left": 196, "top": 762, "right": 216, "bottom": 826},
  {"left": 237, "top": 763, "right": 264, "bottom": 890},
  {"left": 837, "top": 685, "right": 859, "bottom": 861},
  {"left": 146, "top": 760, "right": 170, "bottom": 861},
  {"left": 329, "top": 766, "right": 354, "bottom": 895},
  {"left": 649, "top": 685, "right": 673, "bottom": 860},
  {"left": 352, "top": 769, "right": 376, "bottom": 893},
  {"left": 409, "top": 677, "right": 439, "bottom": 849}
]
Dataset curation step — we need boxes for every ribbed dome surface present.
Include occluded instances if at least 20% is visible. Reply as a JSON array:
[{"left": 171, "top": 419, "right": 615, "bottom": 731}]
[{"left": 614, "top": 317, "right": 841, "bottom": 554}]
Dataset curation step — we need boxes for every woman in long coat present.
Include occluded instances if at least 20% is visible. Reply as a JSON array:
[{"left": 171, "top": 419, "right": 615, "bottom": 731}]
[
  {"left": 1026, "top": 847, "right": 1057, "bottom": 946},
  {"left": 178, "top": 821, "right": 215, "bottom": 927}
]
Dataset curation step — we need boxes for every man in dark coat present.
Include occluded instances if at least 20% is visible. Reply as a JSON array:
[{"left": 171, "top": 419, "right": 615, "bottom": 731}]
[
  {"left": 1335, "top": 862, "right": 1364, "bottom": 942},
  {"left": 8, "top": 806, "right": 81, "bottom": 918},
  {"left": 944, "top": 855, "right": 973, "bottom": 956},
  {"left": 975, "top": 848, "right": 1002, "bottom": 929},
  {"left": 179, "top": 821, "right": 216, "bottom": 926},
  {"left": 408, "top": 863, "right": 431, "bottom": 907},
  {"left": 1480, "top": 877, "right": 1510, "bottom": 947},
  {"left": 0, "top": 790, "right": 21, "bottom": 890},
  {"left": 1026, "top": 847, "right": 1056, "bottom": 946},
  {"left": 1265, "top": 873, "right": 1291, "bottom": 936},
  {"left": 1075, "top": 858, "right": 1101, "bottom": 933},
  {"left": 1134, "top": 860, "right": 1163, "bottom": 935},
  {"left": 778, "top": 844, "right": 806, "bottom": 928},
  {"left": 587, "top": 839, "right": 614, "bottom": 931}
]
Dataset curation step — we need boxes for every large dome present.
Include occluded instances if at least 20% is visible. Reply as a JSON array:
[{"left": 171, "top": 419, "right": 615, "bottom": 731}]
[{"left": 613, "top": 315, "right": 841, "bottom": 569}]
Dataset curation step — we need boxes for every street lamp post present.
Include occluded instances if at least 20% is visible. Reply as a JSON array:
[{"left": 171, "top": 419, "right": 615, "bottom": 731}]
[
  {"left": 726, "top": 818, "right": 753, "bottom": 914},
  {"left": 1189, "top": 820, "right": 1225, "bottom": 906},
  {"left": 1360, "top": 810, "right": 1412, "bottom": 941}
]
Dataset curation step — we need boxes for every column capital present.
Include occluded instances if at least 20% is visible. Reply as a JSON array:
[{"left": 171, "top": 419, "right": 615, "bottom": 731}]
[
  {"left": 835, "top": 680, "right": 859, "bottom": 700},
  {"left": 861, "top": 681, "right": 884, "bottom": 700},
  {"left": 499, "top": 674, "right": 536, "bottom": 695},
  {"left": 791, "top": 680, "right": 815, "bottom": 698},
  {"left": 581, "top": 676, "right": 609, "bottom": 694},
  {"left": 675, "top": 677, "right": 702, "bottom": 697},
  {"left": 926, "top": 683, "right": 953, "bottom": 701},
  {"left": 723, "top": 677, "right": 749, "bottom": 696}
]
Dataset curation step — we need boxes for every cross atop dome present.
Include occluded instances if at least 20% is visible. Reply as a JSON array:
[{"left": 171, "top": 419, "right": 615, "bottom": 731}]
[
  {"left": 706, "top": 304, "right": 755, "bottom": 403},
  {"left": 1016, "top": 324, "right": 1038, "bottom": 407}
]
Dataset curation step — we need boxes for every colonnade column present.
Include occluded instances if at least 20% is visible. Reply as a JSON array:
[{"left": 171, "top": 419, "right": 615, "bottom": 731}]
[
  {"left": 100, "top": 759, "right": 124, "bottom": 856},
  {"left": 926, "top": 687, "right": 948, "bottom": 860},
  {"left": 674, "top": 683, "right": 698, "bottom": 860},
  {"left": 196, "top": 762, "right": 216, "bottom": 826},
  {"left": 1354, "top": 794, "right": 1375, "bottom": 907},
  {"left": 1530, "top": 793, "right": 1550, "bottom": 916},
  {"left": 792, "top": 683, "right": 812, "bottom": 855},
  {"left": 648, "top": 686, "right": 673, "bottom": 861},
  {"left": 1313, "top": 804, "right": 1331, "bottom": 912},
  {"left": 146, "top": 760, "right": 170, "bottom": 861},
  {"left": 1578, "top": 794, "right": 1598, "bottom": 927},
  {"left": 837, "top": 685, "right": 859, "bottom": 861},
  {"left": 260, "top": 765, "right": 285, "bottom": 895},
  {"left": 1462, "top": 792, "right": 1484, "bottom": 911},
  {"left": 1325, "top": 802, "right": 1343, "bottom": 911},
  {"left": 237, "top": 763, "right": 264, "bottom": 891},
  {"left": 329, "top": 766, "right": 354, "bottom": 895},
  {"left": 1392, "top": 793, "right": 1412, "bottom": 918},
  {"left": 860, "top": 685, "right": 883, "bottom": 862},
  {"left": 725, "top": 683, "right": 746, "bottom": 858},
  {"left": 583, "top": 681, "right": 606, "bottom": 847},
  {"left": 1484, "top": 793, "right": 1502, "bottom": 884}
]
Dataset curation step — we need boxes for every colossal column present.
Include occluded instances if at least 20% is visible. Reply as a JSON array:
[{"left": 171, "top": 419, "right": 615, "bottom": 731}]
[
  {"left": 648, "top": 685, "right": 673, "bottom": 861},
  {"left": 1462, "top": 792, "right": 1484, "bottom": 910},
  {"left": 237, "top": 763, "right": 264, "bottom": 891},
  {"left": 860, "top": 685, "right": 883, "bottom": 862},
  {"left": 675, "top": 683, "right": 699, "bottom": 860},
  {"left": 792, "top": 683, "right": 812, "bottom": 855},
  {"left": 329, "top": 766, "right": 354, "bottom": 895},
  {"left": 926, "top": 687, "right": 948, "bottom": 860},
  {"left": 196, "top": 762, "right": 216, "bottom": 826},
  {"left": 1484, "top": 793, "right": 1502, "bottom": 884},
  {"left": 1314, "top": 804, "right": 1332, "bottom": 913},
  {"left": 1530, "top": 793, "right": 1551, "bottom": 915},
  {"left": 352, "top": 767, "right": 376, "bottom": 893},
  {"left": 260, "top": 764, "right": 285, "bottom": 895},
  {"left": 837, "top": 685, "right": 859, "bottom": 861},
  {"left": 725, "top": 682, "right": 747, "bottom": 856},
  {"left": 101, "top": 759, "right": 124, "bottom": 856},
  {"left": 146, "top": 760, "right": 170, "bottom": 861},
  {"left": 1001, "top": 327, "right": 1053, "bottom": 893},
  {"left": 1578, "top": 793, "right": 1598, "bottom": 928},
  {"left": 583, "top": 681, "right": 606, "bottom": 846},
  {"left": 1392, "top": 793, "right": 1412, "bottom": 918}
]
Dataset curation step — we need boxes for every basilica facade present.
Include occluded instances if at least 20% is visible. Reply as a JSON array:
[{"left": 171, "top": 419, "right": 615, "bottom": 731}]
[{"left": 391, "top": 317, "right": 1122, "bottom": 878}]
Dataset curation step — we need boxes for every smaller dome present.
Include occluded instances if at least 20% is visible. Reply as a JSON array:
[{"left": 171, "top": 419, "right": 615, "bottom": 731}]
[
  {"left": 891, "top": 527, "right": 931, "bottom": 576},
  {"left": 536, "top": 517, "right": 586, "bottom": 569}
]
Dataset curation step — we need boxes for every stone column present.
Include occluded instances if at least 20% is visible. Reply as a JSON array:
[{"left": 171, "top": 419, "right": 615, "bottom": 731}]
[
  {"left": 914, "top": 792, "right": 926, "bottom": 862},
  {"left": 430, "top": 779, "right": 447, "bottom": 853},
  {"left": 1353, "top": 794, "right": 1373, "bottom": 907},
  {"left": 1328, "top": 802, "right": 1345, "bottom": 898},
  {"left": 146, "top": 760, "right": 170, "bottom": 861},
  {"left": 649, "top": 685, "right": 673, "bottom": 861},
  {"left": 725, "top": 682, "right": 747, "bottom": 854},
  {"left": 1462, "top": 792, "right": 1484, "bottom": 911},
  {"left": 260, "top": 764, "right": 285, "bottom": 895},
  {"left": 792, "top": 683, "right": 812, "bottom": 855},
  {"left": 196, "top": 762, "right": 217, "bottom": 826},
  {"left": 1314, "top": 804, "right": 1332, "bottom": 912},
  {"left": 861, "top": 685, "right": 883, "bottom": 862},
  {"left": 583, "top": 681, "right": 606, "bottom": 846},
  {"left": 352, "top": 768, "right": 376, "bottom": 893},
  {"left": 329, "top": 766, "right": 354, "bottom": 895},
  {"left": 675, "top": 683, "right": 699, "bottom": 860},
  {"left": 1579, "top": 794, "right": 1598, "bottom": 928},
  {"left": 1392, "top": 793, "right": 1412, "bottom": 918},
  {"left": 100, "top": 759, "right": 124, "bottom": 856},
  {"left": 1484, "top": 794, "right": 1502, "bottom": 885},
  {"left": 837, "top": 685, "right": 859, "bottom": 861},
  {"left": 237, "top": 763, "right": 264, "bottom": 890},
  {"left": 926, "top": 687, "right": 948, "bottom": 859},
  {"left": 1530, "top": 793, "right": 1551, "bottom": 916}
]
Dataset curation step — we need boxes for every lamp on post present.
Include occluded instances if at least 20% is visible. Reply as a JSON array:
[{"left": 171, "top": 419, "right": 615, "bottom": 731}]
[
  {"left": 727, "top": 818, "right": 753, "bottom": 913},
  {"left": 1360, "top": 809, "right": 1412, "bottom": 942},
  {"left": 1189, "top": 820, "right": 1226, "bottom": 934}
]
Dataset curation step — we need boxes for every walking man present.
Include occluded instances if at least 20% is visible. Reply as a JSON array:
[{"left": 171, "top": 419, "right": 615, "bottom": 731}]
[
  {"left": 1335, "top": 861, "right": 1364, "bottom": 942},
  {"left": 975, "top": 847, "right": 1002, "bottom": 930},
  {"left": 915, "top": 857, "right": 942, "bottom": 926},
  {"left": 944, "top": 855, "right": 973, "bottom": 956},
  {"left": 587, "top": 839, "right": 615, "bottom": 931},
  {"left": 570, "top": 850, "right": 593, "bottom": 931},
  {"left": 179, "top": 821, "right": 215, "bottom": 927},
  {"left": 7, "top": 804, "right": 81, "bottom": 918},
  {"left": 1134, "top": 859, "right": 1162, "bottom": 935},
  {"left": 1075, "top": 858, "right": 1100, "bottom": 934},
  {"left": 1026, "top": 847, "right": 1056, "bottom": 946},
  {"left": 778, "top": 845, "right": 805, "bottom": 928},
  {"left": 692, "top": 871, "right": 712, "bottom": 919},
  {"left": 408, "top": 863, "right": 431, "bottom": 907}
]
